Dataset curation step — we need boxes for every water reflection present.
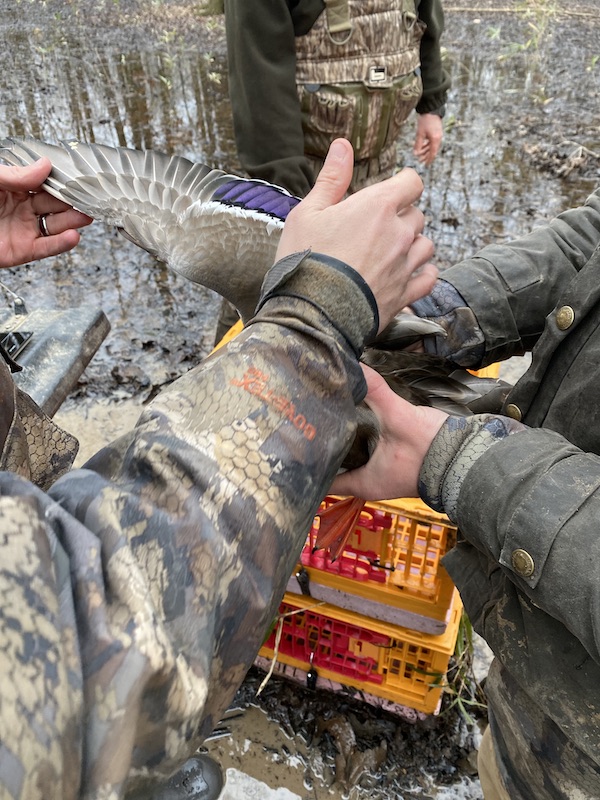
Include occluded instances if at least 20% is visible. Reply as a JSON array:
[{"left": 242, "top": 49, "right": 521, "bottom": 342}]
[
  {"left": 2, "top": 24, "right": 236, "bottom": 169},
  {"left": 415, "top": 44, "right": 597, "bottom": 266},
  {"left": 1, "top": 15, "right": 236, "bottom": 397}
]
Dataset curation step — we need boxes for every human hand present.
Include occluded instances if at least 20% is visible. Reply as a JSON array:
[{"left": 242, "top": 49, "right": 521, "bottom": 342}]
[
  {"left": 0, "top": 158, "right": 92, "bottom": 268},
  {"left": 413, "top": 114, "right": 444, "bottom": 166},
  {"left": 276, "top": 138, "right": 438, "bottom": 332},
  {"left": 331, "top": 364, "right": 448, "bottom": 500}
]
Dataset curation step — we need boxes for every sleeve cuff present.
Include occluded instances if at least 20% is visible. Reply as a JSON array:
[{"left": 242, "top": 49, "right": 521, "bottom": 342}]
[
  {"left": 418, "top": 414, "right": 527, "bottom": 519},
  {"left": 256, "top": 250, "right": 379, "bottom": 355},
  {"left": 411, "top": 279, "right": 485, "bottom": 367}
]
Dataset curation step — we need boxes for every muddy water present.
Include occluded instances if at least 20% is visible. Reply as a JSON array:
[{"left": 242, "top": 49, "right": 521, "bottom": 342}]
[
  {"left": 1, "top": 1, "right": 599, "bottom": 797},
  {"left": 1, "top": 4, "right": 236, "bottom": 407}
]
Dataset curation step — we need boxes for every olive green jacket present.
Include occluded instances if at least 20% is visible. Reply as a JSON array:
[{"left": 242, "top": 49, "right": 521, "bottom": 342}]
[
  {"left": 224, "top": 0, "right": 450, "bottom": 197},
  {"left": 0, "top": 252, "right": 375, "bottom": 799},
  {"left": 418, "top": 188, "right": 600, "bottom": 798}
]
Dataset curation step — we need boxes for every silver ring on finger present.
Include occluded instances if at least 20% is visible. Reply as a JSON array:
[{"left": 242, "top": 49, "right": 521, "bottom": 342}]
[{"left": 38, "top": 214, "right": 51, "bottom": 237}]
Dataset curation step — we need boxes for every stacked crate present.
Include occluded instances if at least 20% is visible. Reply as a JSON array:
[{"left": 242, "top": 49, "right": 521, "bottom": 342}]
[{"left": 258, "top": 496, "right": 463, "bottom": 715}]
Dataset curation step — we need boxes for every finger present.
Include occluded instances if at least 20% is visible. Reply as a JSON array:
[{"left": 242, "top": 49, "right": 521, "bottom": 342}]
[
  {"left": 413, "top": 130, "right": 425, "bottom": 151},
  {"left": 381, "top": 167, "right": 424, "bottom": 211},
  {"left": 427, "top": 141, "right": 441, "bottom": 164},
  {"left": 31, "top": 229, "right": 82, "bottom": 261},
  {"left": 400, "top": 262, "right": 438, "bottom": 307},
  {"left": 38, "top": 208, "right": 94, "bottom": 236},
  {"left": 406, "top": 234, "right": 435, "bottom": 267},
  {"left": 415, "top": 144, "right": 431, "bottom": 163},
  {"left": 304, "top": 138, "right": 354, "bottom": 210},
  {"left": 31, "top": 191, "right": 80, "bottom": 216},
  {"left": 0, "top": 157, "right": 52, "bottom": 193},
  {"left": 421, "top": 143, "right": 438, "bottom": 166},
  {"left": 396, "top": 205, "right": 426, "bottom": 236},
  {"left": 330, "top": 468, "right": 366, "bottom": 498}
]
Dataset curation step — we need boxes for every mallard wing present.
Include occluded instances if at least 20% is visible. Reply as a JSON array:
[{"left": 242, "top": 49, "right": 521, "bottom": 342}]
[{"left": 0, "top": 136, "right": 300, "bottom": 321}]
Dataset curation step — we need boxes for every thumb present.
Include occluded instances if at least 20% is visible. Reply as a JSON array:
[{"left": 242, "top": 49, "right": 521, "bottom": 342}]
[
  {"left": 305, "top": 138, "right": 354, "bottom": 210},
  {"left": 0, "top": 157, "right": 52, "bottom": 193}
]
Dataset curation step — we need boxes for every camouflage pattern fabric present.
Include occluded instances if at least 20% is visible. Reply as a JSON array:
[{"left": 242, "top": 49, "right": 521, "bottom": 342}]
[
  {"left": 0, "top": 359, "right": 78, "bottom": 490},
  {"left": 296, "top": 0, "right": 424, "bottom": 174},
  {"left": 0, "top": 252, "right": 373, "bottom": 799}
]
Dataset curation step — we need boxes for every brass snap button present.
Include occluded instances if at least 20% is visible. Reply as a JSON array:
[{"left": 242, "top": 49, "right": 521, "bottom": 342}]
[
  {"left": 511, "top": 548, "right": 535, "bottom": 578},
  {"left": 505, "top": 403, "right": 522, "bottom": 422},
  {"left": 556, "top": 306, "right": 575, "bottom": 330}
]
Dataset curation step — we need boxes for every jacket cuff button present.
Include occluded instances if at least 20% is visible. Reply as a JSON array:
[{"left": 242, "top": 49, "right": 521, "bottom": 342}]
[
  {"left": 556, "top": 305, "right": 575, "bottom": 330},
  {"left": 505, "top": 403, "right": 522, "bottom": 422},
  {"left": 511, "top": 548, "right": 535, "bottom": 577}
]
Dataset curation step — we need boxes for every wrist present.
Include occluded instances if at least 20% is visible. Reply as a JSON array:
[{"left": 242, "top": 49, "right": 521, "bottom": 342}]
[
  {"left": 424, "top": 105, "right": 446, "bottom": 118},
  {"left": 418, "top": 414, "right": 527, "bottom": 520},
  {"left": 411, "top": 280, "right": 485, "bottom": 367},
  {"left": 257, "top": 250, "right": 378, "bottom": 355}
]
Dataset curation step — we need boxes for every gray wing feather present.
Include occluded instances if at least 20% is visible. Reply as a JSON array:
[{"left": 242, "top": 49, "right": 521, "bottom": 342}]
[
  {"left": 0, "top": 136, "right": 281, "bottom": 318},
  {"left": 0, "top": 136, "right": 231, "bottom": 216}
]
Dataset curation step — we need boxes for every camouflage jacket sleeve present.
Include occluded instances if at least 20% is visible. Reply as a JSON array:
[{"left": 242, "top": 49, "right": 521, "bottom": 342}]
[
  {"left": 0, "top": 251, "right": 375, "bottom": 800},
  {"left": 420, "top": 413, "right": 600, "bottom": 670},
  {"left": 419, "top": 414, "right": 600, "bottom": 794}
]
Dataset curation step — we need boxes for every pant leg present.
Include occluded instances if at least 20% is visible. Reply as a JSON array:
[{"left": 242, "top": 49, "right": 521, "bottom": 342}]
[{"left": 477, "top": 725, "right": 511, "bottom": 800}]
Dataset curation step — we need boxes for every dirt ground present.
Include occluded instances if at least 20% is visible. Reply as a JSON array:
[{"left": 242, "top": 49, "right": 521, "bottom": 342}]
[{"left": 1, "top": 1, "right": 599, "bottom": 798}]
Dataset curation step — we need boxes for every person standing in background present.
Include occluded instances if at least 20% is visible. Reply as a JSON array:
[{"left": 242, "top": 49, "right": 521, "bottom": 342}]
[
  {"left": 224, "top": 0, "right": 450, "bottom": 198},
  {"left": 215, "top": 0, "right": 449, "bottom": 343}
]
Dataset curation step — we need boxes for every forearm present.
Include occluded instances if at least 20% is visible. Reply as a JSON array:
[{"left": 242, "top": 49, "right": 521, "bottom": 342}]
[
  {"left": 420, "top": 415, "right": 600, "bottom": 664},
  {"left": 0, "top": 249, "right": 375, "bottom": 798},
  {"left": 30, "top": 252, "right": 373, "bottom": 794}
]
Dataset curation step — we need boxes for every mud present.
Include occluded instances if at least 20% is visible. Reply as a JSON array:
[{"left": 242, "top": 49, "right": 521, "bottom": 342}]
[
  {"left": 202, "top": 666, "right": 485, "bottom": 800},
  {"left": 1, "top": 1, "right": 599, "bottom": 797}
]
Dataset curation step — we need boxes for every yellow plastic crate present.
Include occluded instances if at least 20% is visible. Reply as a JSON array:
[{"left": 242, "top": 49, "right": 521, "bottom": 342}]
[
  {"left": 469, "top": 362, "right": 501, "bottom": 379},
  {"left": 290, "top": 496, "right": 457, "bottom": 634},
  {"left": 212, "top": 319, "right": 244, "bottom": 350},
  {"left": 259, "top": 589, "right": 463, "bottom": 715}
]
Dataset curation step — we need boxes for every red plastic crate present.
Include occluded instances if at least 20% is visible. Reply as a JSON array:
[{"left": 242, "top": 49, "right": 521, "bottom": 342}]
[{"left": 259, "top": 591, "right": 463, "bottom": 714}]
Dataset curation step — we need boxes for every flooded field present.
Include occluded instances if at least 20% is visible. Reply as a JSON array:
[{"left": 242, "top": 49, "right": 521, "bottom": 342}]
[{"left": 1, "top": 0, "right": 599, "bottom": 797}]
